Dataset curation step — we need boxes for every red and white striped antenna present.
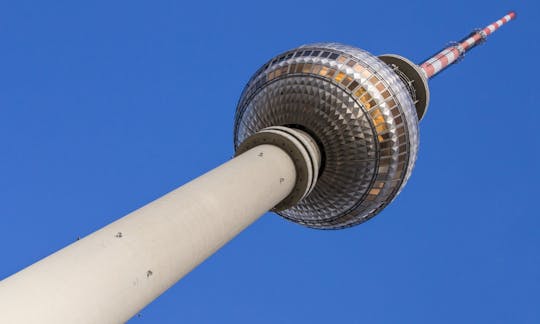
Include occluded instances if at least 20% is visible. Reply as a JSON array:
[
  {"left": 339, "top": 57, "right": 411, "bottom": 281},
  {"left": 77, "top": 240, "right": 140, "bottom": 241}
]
[{"left": 420, "top": 11, "right": 516, "bottom": 79}]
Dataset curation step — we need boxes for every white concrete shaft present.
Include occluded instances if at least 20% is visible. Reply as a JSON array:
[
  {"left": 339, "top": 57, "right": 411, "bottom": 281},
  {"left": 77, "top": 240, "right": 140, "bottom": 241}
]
[{"left": 0, "top": 144, "right": 296, "bottom": 324}]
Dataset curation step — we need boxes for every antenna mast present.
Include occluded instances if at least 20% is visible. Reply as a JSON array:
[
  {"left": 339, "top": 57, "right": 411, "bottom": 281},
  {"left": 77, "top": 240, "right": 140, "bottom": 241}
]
[{"left": 420, "top": 11, "right": 516, "bottom": 79}]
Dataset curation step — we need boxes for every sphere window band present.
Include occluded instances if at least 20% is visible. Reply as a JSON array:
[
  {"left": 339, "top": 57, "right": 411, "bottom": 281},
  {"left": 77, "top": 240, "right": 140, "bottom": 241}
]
[{"left": 234, "top": 43, "right": 419, "bottom": 229}]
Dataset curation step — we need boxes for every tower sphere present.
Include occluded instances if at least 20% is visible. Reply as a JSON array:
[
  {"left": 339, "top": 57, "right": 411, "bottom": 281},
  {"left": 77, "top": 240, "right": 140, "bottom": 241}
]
[{"left": 234, "top": 43, "right": 420, "bottom": 229}]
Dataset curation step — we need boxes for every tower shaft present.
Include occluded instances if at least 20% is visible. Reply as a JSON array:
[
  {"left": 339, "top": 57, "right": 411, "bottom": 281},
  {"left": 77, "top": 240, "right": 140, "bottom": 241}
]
[{"left": 0, "top": 140, "right": 307, "bottom": 323}]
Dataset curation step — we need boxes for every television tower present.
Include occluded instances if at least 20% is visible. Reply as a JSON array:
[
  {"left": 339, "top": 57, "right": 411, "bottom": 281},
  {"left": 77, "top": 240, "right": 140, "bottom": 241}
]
[{"left": 0, "top": 12, "right": 515, "bottom": 323}]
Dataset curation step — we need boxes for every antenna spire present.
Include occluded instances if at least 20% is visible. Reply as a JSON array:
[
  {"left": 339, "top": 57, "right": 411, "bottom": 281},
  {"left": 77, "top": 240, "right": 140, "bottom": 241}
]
[{"left": 420, "top": 11, "right": 516, "bottom": 79}]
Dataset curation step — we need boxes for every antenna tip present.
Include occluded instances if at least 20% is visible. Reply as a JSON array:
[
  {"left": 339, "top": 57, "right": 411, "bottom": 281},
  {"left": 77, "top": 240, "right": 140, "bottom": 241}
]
[{"left": 508, "top": 11, "right": 517, "bottom": 20}]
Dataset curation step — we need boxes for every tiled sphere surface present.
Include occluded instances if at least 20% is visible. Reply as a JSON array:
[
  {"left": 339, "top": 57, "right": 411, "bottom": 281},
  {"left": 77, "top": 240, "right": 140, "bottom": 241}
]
[{"left": 234, "top": 43, "right": 419, "bottom": 229}]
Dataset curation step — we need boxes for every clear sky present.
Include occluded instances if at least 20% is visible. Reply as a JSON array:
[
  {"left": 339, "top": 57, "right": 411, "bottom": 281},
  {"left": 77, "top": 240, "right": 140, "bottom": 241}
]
[{"left": 1, "top": 0, "right": 538, "bottom": 323}]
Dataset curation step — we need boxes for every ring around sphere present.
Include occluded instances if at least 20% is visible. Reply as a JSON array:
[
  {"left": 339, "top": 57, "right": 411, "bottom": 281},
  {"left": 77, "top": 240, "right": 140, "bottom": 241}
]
[{"left": 236, "top": 126, "right": 321, "bottom": 211}]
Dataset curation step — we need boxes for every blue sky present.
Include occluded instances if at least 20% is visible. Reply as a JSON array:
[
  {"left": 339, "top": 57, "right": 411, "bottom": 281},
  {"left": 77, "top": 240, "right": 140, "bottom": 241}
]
[{"left": 1, "top": 1, "right": 538, "bottom": 323}]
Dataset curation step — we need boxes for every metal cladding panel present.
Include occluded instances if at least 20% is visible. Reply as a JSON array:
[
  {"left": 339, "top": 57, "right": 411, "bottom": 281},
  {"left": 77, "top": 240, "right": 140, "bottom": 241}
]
[{"left": 234, "top": 43, "right": 419, "bottom": 229}]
